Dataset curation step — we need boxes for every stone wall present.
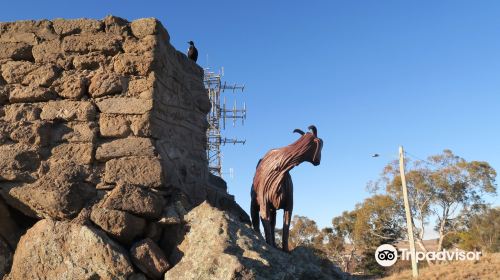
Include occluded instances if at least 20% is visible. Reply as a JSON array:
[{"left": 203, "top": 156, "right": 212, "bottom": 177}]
[{"left": 0, "top": 16, "right": 247, "bottom": 279}]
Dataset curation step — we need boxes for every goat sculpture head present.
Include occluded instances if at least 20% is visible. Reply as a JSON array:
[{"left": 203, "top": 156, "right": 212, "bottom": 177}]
[{"left": 293, "top": 125, "right": 323, "bottom": 166}]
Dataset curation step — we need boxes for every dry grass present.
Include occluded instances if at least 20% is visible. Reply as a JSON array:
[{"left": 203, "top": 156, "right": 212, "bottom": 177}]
[{"left": 382, "top": 253, "right": 500, "bottom": 280}]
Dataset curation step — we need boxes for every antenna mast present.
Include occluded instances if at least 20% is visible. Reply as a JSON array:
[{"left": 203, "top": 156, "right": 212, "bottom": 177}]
[{"left": 204, "top": 67, "right": 246, "bottom": 177}]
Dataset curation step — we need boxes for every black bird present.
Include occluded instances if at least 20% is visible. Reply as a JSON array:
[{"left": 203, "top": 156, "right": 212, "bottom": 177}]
[{"left": 187, "top": 41, "right": 198, "bottom": 62}]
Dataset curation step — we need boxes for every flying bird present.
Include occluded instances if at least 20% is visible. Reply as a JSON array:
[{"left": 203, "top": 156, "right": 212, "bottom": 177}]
[
  {"left": 187, "top": 41, "right": 198, "bottom": 62},
  {"left": 372, "top": 154, "right": 380, "bottom": 158}
]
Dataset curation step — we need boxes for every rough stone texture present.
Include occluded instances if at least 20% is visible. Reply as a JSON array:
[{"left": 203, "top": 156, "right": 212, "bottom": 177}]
[
  {"left": 1, "top": 61, "right": 37, "bottom": 84},
  {"left": 41, "top": 100, "right": 96, "bottom": 121},
  {"left": 1, "top": 103, "right": 42, "bottom": 122},
  {"left": 0, "top": 16, "right": 251, "bottom": 279},
  {"left": 157, "top": 204, "right": 181, "bottom": 225},
  {"left": 96, "top": 137, "right": 155, "bottom": 161},
  {"left": 90, "top": 207, "right": 146, "bottom": 244},
  {"left": 104, "top": 156, "right": 162, "bottom": 187},
  {"left": 0, "top": 144, "right": 40, "bottom": 182},
  {"left": 113, "top": 53, "right": 154, "bottom": 75},
  {"left": 62, "top": 33, "right": 122, "bottom": 55},
  {"left": 2, "top": 163, "right": 96, "bottom": 219},
  {"left": 53, "top": 71, "right": 88, "bottom": 99},
  {"left": 102, "top": 184, "right": 165, "bottom": 219},
  {"left": 131, "top": 238, "right": 170, "bottom": 279},
  {"left": 52, "top": 18, "right": 103, "bottom": 36},
  {"left": 89, "top": 71, "right": 123, "bottom": 98},
  {"left": 51, "top": 121, "right": 97, "bottom": 143},
  {"left": 165, "top": 202, "right": 346, "bottom": 280},
  {"left": 21, "top": 64, "right": 60, "bottom": 87},
  {"left": 9, "top": 85, "right": 55, "bottom": 103},
  {"left": 7, "top": 219, "right": 134, "bottom": 280},
  {"left": 50, "top": 143, "right": 94, "bottom": 164},
  {"left": 0, "top": 121, "right": 51, "bottom": 146},
  {"left": 130, "top": 18, "right": 169, "bottom": 41},
  {"left": 0, "top": 42, "right": 33, "bottom": 61},
  {"left": 96, "top": 97, "right": 153, "bottom": 114}
]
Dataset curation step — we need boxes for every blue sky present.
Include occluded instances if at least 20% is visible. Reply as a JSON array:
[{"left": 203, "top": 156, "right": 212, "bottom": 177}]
[{"left": 3, "top": 1, "right": 500, "bottom": 234}]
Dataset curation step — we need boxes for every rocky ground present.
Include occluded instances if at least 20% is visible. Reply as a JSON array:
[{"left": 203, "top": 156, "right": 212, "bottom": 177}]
[{"left": 166, "top": 202, "right": 347, "bottom": 280}]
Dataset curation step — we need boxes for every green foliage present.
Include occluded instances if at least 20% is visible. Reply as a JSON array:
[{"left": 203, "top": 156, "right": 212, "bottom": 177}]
[
  {"left": 285, "top": 149, "right": 497, "bottom": 277},
  {"left": 378, "top": 149, "right": 497, "bottom": 252},
  {"left": 455, "top": 207, "right": 500, "bottom": 253},
  {"left": 289, "top": 215, "right": 320, "bottom": 248}
]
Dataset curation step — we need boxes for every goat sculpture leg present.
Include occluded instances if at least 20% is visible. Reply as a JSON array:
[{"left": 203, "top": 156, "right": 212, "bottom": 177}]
[
  {"left": 260, "top": 205, "right": 272, "bottom": 245},
  {"left": 250, "top": 187, "right": 260, "bottom": 233},
  {"left": 282, "top": 209, "right": 292, "bottom": 252},
  {"left": 270, "top": 209, "right": 277, "bottom": 247}
]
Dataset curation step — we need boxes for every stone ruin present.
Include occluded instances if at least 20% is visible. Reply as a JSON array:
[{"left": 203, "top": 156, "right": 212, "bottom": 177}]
[{"left": 0, "top": 16, "right": 345, "bottom": 280}]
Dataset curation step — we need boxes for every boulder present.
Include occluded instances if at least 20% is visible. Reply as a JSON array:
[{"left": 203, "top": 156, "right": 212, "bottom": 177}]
[
  {"left": 164, "top": 202, "right": 346, "bottom": 280},
  {"left": 102, "top": 184, "right": 164, "bottom": 219},
  {"left": 7, "top": 219, "right": 134, "bottom": 280},
  {"left": 90, "top": 207, "right": 146, "bottom": 244},
  {"left": 131, "top": 238, "right": 170, "bottom": 279}
]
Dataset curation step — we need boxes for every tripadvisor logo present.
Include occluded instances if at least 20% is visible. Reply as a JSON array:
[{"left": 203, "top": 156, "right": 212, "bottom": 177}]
[
  {"left": 375, "top": 244, "right": 398, "bottom": 267},
  {"left": 375, "top": 244, "right": 482, "bottom": 267}
]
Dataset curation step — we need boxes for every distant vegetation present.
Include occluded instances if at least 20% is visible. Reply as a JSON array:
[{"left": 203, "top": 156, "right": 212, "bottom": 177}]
[
  {"left": 382, "top": 253, "right": 500, "bottom": 280},
  {"left": 281, "top": 149, "right": 499, "bottom": 277}
]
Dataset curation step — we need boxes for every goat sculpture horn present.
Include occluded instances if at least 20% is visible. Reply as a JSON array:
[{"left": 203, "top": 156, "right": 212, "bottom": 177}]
[
  {"left": 293, "top": 129, "right": 305, "bottom": 135},
  {"left": 308, "top": 125, "right": 317, "bottom": 137}
]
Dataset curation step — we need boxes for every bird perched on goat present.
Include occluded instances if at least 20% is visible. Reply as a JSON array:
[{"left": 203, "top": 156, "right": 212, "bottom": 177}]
[
  {"left": 187, "top": 41, "right": 198, "bottom": 62},
  {"left": 251, "top": 125, "right": 323, "bottom": 252}
]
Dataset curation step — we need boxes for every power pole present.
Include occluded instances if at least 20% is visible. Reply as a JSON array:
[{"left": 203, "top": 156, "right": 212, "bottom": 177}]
[{"left": 399, "top": 146, "right": 419, "bottom": 278}]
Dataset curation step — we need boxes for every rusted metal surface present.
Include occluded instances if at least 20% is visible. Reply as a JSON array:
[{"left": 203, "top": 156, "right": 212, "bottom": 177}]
[{"left": 251, "top": 125, "right": 323, "bottom": 251}]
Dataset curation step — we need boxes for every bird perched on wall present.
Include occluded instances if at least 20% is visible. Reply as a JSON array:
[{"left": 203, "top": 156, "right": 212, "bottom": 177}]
[{"left": 187, "top": 41, "right": 198, "bottom": 62}]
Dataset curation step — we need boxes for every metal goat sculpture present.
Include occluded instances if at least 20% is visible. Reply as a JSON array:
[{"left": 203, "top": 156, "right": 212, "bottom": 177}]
[{"left": 251, "top": 125, "right": 323, "bottom": 251}]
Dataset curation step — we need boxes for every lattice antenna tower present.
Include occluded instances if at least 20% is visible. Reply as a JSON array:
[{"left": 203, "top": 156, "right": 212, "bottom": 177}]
[{"left": 204, "top": 67, "right": 246, "bottom": 177}]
